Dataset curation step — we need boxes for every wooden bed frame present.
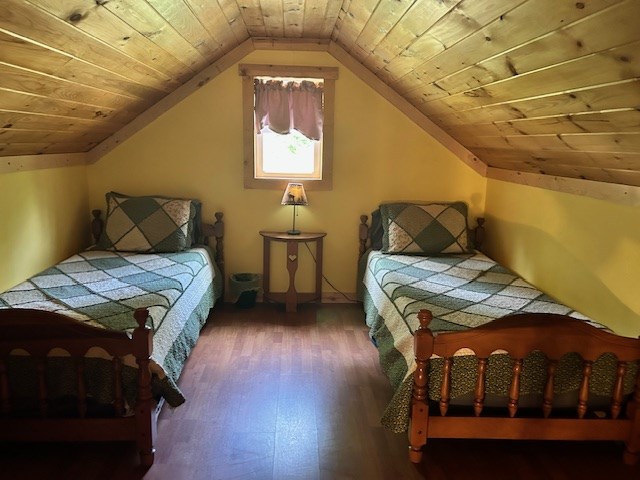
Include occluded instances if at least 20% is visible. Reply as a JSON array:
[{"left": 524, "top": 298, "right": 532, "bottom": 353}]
[
  {"left": 358, "top": 214, "right": 640, "bottom": 467},
  {"left": 0, "top": 211, "right": 225, "bottom": 467}
]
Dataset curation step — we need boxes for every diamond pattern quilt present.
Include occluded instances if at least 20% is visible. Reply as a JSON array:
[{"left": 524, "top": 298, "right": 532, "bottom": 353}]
[
  {"left": 0, "top": 247, "right": 220, "bottom": 407},
  {"left": 361, "top": 250, "right": 636, "bottom": 433}
]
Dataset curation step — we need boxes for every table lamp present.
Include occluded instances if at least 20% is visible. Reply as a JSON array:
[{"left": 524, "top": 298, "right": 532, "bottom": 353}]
[{"left": 281, "top": 182, "right": 308, "bottom": 235}]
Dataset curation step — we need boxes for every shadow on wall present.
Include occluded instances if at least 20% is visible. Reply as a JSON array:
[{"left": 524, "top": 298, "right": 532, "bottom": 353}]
[{"left": 482, "top": 216, "right": 640, "bottom": 338}]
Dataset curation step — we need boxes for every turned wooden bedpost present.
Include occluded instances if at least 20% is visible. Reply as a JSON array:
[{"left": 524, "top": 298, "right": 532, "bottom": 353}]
[
  {"left": 213, "top": 212, "right": 225, "bottom": 291},
  {"left": 132, "top": 308, "right": 155, "bottom": 467},
  {"left": 359, "top": 215, "right": 369, "bottom": 260},
  {"left": 623, "top": 360, "right": 640, "bottom": 465},
  {"left": 409, "top": 309, "right": 435, "bottom": 463},
  {"left": 91, "top": 210, "right": 103, "bottom": 244},
  {"left": 473, "top": 217, "right": 485, "bottom": 251}
]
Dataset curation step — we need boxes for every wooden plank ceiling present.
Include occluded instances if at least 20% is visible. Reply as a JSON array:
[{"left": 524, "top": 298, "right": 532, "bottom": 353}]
[{"left": 1, "top": 0, "right": 639, "bottom": 187}]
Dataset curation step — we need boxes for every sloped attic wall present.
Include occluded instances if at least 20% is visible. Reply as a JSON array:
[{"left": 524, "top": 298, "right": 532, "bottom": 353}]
[
  {"left": 0, "top": 165, "right": 90, "bottom": 292},
  {"left": 86, "top": 50, "right": 486, "bottom": 296},
  {"left": 485, "top": 179, "right": 640, "bottom": 337}
]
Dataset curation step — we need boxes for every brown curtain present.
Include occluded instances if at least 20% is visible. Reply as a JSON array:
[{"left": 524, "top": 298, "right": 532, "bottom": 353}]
[{"left": 254, "top": 79, "right": 324, "bottom": 141}]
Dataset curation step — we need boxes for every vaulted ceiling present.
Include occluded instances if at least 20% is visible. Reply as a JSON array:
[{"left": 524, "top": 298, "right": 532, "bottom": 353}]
[{"left": 1, "top": 0, "right": 639, "bottom": 188}]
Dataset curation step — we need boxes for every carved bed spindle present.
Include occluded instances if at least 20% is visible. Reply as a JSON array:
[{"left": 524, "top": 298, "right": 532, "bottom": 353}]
[
  {"left": 113, "top": 356, "right": 124, "bottom": 416},
  {"left": 213, "top": 212, "right": 225, "bottom": 278},
  {"left": 409, "top": 310, "right": 435, "bottom": 463},
  {"left": 542, "top": 359, "right": 557, "bottom": 418},
  {"left": 76, "top": 358, "right": 87, "bottom": 418},
  {"left": 36, "top": 357, "right": 48, "bottom": 417},
  {"left": 508, "top": 358, "right": 523, "bottom": 418},
  {"left": 611, "top": 361, "right": 627, "bottom": 419},
  {"left": 578, "top": 360, "right": 593, "bottom": 419},
  {"left": 439, "top": 357, "right": 452, "bottom": 416},
  {"left": 473, "top": 358, "right": 488, "bottom": 416}
]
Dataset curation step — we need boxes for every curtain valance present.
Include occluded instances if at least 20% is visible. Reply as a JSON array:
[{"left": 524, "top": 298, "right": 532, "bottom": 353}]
[{"left": 254, "top": 79, "right": 324, "bottom": 141}]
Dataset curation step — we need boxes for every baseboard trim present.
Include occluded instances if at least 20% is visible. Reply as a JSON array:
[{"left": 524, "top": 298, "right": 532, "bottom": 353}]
[
  {"left": 321, "top": 292, "right": 358, "bottom": 303},
  {"left": 250, "top": 292, "right": 358, "bottom": 304}
]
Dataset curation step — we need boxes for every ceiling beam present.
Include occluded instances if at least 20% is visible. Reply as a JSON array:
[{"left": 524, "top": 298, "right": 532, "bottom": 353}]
[
  {"left": 0, "top": 152, "right": 86, "bottom": 174},
  {"left": 488, "top": 168, "right": 640, "bottom": 206}
]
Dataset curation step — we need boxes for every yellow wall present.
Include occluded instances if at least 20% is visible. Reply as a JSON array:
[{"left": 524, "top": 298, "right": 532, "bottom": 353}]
[
  {"left": 2, "top": 50, "right": 637, "bottom": 339},
  {"left": 0, "top": 166, "right": 90, "bottom": 292},
  {"left": 484, "top": 178, "right": 640, "bottom": 337},
  {"left": 87, "top": 50, "right": 486, "bottom": 295}
]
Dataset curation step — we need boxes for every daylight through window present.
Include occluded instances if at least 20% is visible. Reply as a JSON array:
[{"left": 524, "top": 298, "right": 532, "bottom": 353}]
[
  {"left": 254, "top": 76, "right": 324, "bottom": 180},
  {"left": 240, "top": 64, "right": 338, "bottom": 190}
]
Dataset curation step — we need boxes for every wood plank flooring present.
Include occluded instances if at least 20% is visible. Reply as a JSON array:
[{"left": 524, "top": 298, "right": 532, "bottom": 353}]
[{"left": 1, "top": 303, "right": 639, "bottom": 480}]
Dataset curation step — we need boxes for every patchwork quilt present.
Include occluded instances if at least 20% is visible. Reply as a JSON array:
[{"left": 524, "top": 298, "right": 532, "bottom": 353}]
[
  {"left": 0, "top": 247, "right": 221, "bottom": 408},
  {"left": 362, "top": 250, "right": 636, "bottom": 433}
]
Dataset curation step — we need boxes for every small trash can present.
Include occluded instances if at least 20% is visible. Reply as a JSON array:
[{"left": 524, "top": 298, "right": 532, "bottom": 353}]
[{"left": 229, "top": 273, "right": 261, "bottom": 308}]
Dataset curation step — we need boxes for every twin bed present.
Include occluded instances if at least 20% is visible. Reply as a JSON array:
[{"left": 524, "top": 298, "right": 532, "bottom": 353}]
[
  {"left": 2, "top": 193, "right": 639, "bottom": 470},
  {"left": 358, "top": 201, "right": 640, "bottom": 467},
  {"left": 0, "top": 192, "right": 224, "bottom": 466}
]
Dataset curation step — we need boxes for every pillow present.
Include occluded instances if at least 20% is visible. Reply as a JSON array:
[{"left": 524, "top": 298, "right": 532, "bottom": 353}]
[
  {"left": 380, "top": 202, "right": 471, "bottom": 254},
  {"left": 98, "top": 192, "right": 198, "bottom": 252}
]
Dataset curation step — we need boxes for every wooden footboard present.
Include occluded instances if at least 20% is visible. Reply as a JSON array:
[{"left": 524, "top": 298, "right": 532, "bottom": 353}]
[
  {"left": 0, "top": 209, "right": 226, "bottom": 467},
  {"left": 409, "top": 309, "right": 640, "bottom": 466},
  {"left": 0, "top": 307, "right": 157, "bottom": 467}
]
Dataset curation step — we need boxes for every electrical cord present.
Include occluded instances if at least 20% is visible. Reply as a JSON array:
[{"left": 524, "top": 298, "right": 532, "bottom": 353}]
[{"left": 303, "top": 242, "right": 357, "bottom": 303}]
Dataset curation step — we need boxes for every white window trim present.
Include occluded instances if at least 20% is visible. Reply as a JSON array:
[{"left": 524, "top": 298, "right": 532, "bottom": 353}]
[{"left": 239, "top": 64, "right": 338, "bottom": 191}]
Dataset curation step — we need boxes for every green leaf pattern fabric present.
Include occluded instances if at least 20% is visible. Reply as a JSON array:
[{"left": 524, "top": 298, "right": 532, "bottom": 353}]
[{"left": 0, "top": 247, "right": 221, "bottom": 408}]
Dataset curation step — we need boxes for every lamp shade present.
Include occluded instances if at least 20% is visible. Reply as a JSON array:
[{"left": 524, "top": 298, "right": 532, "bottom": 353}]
[{"left": 281, "top": 183, "right": 308, "bottom": 206}]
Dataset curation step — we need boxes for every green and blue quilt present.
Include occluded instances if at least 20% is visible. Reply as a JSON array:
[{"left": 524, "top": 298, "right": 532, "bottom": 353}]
[
  {"left": 362, "top": 250, "right": 636, "bottom": 433},
  {"left": 1, "top": 247, "right": 221, "bottom": 409}
]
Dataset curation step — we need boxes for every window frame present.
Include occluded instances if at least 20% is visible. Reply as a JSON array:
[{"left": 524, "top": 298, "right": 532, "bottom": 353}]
[{"left": 239, "top": 64, "right": 338, "bottom": 191}]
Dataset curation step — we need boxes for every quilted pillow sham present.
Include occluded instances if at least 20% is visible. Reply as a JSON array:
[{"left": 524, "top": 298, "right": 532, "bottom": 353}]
[
  {"left": 380, "top": 202, "right": 471, "bottom": 254},
  {"left": 98, "top": 192, "right": 198, "bottom": 253}
]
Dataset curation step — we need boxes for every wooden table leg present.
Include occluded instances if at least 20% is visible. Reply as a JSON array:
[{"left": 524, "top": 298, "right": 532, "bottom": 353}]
[
  {"left": 262, "top": 236, "right": 271, "bottom": 301},
  {"left": 315, "top": 237, "right": 323, "bottom": 302},
  {"left": 286, "top": 240, "right": 299, "bottom": 313}
]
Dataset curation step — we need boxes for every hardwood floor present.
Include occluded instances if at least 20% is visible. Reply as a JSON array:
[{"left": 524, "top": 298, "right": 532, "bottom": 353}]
[{"left": 1, "top": 303, "right": 639, "bottom": 480}]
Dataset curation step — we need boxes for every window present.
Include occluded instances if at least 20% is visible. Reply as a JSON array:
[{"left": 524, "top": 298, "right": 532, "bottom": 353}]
[
  {"left": 239, "top": 64, "right": 338, "bottom": 190},
  {"left": 256, "top": 126, "right": 321, "bottom": 179}
]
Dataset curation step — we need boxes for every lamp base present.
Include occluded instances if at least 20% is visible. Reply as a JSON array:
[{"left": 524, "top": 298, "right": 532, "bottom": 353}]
[{"left": 286, "top": 229, "right": 301, "bottom": 235}]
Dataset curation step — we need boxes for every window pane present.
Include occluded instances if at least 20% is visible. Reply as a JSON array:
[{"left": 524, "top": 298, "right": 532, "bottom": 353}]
[{"left": 261, "top": 128, "right": 316, "bottom": 175}]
